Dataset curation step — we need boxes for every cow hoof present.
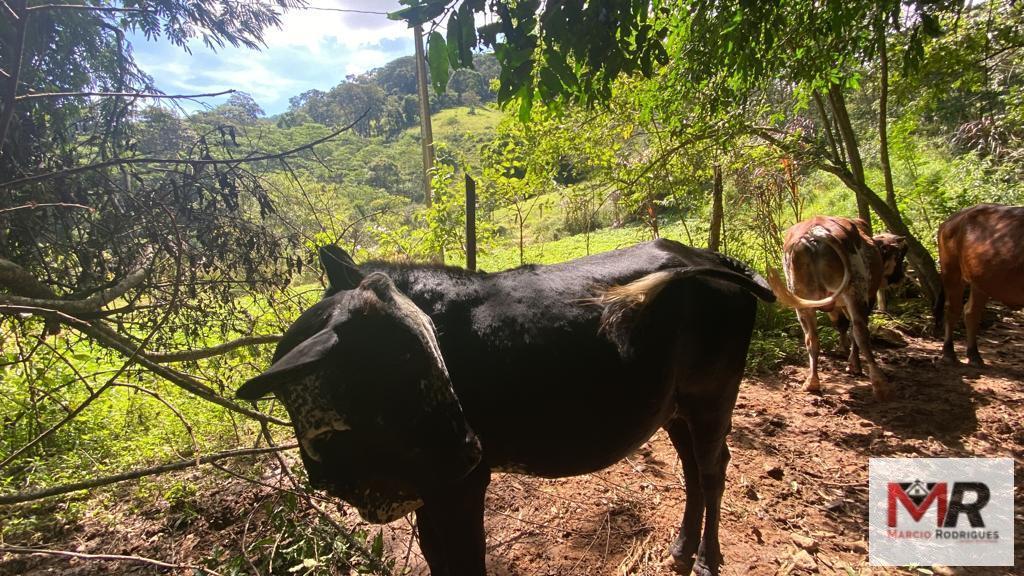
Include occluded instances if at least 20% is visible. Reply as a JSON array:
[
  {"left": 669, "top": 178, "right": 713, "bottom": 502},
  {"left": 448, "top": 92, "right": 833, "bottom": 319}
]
[
  {"left": 845, "top": 366, "right": 863, "bottom": 376},
  {"left": 940, "top": 356, "right": 961, "bottom": 366},
  {"left": 692, "top": 558, "right": 721, "bottom": 576},
  {"left": 871, "top": 383, "right": 891, "bottom": 401},
  {"left": 967, "top": 356, "right": 985, "bottom": 367},
  {"left": 802, "top": 379, "right": 821, "bottom": 392},
  {"left": 664, "top": 553, "right": 695, "bottom": 575}
]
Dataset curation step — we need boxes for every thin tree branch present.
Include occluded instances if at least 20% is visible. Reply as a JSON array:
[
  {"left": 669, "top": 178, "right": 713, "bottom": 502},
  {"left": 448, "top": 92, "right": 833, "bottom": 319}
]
[
  {"left": 15, "top": 88, "right": 235, "bottom": 101},
  {"left": 0, "top": 0, "right": 17, "bottom": 19},
  {"left": 0, "top": 110, "right": 369, "bottom": 190},
  {"left": 147, "top": 334, "right": 281, "bottom": 363},
  {"left": 0, "top": 444, "right": 297, "bottom": 505},
  {"left": 811, "top": 89, "right": 843, "bottom": 167},
  {"left": 0, "top": 202, "right": 93, "bottom": 214},
  {"left": 0, "top": 546, "right": 225, "bottom": 576},
  {"left": 0, "top": 305, "right": 289, "bottom": 426},
  {"left": 74, "top": 319, "right": 289, "bottom": 426},
  {"left": 24, "top": 4, "right": 149, "bottom": 13}
]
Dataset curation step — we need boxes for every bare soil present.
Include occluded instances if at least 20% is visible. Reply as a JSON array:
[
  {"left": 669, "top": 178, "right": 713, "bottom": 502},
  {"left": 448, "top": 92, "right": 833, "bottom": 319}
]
[{"left": 3, "top": 311, "right": 1022, "bottom": 576}]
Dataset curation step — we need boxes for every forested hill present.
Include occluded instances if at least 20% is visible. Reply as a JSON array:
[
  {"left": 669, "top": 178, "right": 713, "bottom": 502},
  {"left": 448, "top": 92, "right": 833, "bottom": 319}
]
[{"left": 271, "top": 53, "right": 501, "bottom": 138}]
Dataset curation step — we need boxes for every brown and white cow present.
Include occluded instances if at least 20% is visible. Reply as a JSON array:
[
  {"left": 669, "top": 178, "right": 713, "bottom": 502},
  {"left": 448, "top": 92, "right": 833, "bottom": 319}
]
[
  {"left": 935, "top": 203, "right": 1024, "bottom": 365},
  {"left": 767, "top": 216, "right": 907, "bottom": 400}
]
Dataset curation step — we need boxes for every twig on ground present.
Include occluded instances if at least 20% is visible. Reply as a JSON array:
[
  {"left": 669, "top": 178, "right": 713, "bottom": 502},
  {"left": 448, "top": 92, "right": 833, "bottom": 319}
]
[{"left": 0, "top": 546, "right": 225, "bottom": 576}]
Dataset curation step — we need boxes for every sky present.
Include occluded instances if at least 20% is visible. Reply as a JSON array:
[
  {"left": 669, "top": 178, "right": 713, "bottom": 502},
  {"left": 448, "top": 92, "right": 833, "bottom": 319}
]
[{"left": 129, "top": 1, "right": 414, "bottom": 115}]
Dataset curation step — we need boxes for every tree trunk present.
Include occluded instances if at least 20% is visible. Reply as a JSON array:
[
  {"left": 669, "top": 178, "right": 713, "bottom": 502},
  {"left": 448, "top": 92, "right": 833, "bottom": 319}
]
[
  {"left": 465, "top": 173, "right": 476, "bottom": 271},
  {"left": 709, "top": 164, "right": 723, "bottom": 251},
  {"left": 816, "top": 87, "right": 941, "bottom": 305},
  {"left": 413, "top": 24, "right": 435, "bottom": 208},
  {"left": 820, "top": 164, "right": 940, "bottom": 305},
  {"left": 878, "top": 28, "right": 897, "bottom": 210},
  {"left": 827, "top": 85, "right": 872, "bottom": 233}
]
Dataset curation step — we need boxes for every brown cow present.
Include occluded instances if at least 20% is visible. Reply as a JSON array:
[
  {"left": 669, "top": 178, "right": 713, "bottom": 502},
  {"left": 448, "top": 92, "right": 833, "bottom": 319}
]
[
  {"left": 768, "top": 216, "right": 907, "bottom": 400},
  {"left": 935, "top": 203, "right": 1024, "bottom": 365}
]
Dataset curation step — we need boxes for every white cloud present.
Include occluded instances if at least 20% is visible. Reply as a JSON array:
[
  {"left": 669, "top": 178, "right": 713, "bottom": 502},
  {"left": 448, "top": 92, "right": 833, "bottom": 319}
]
[
  {"left": 264, "top": 1, "right": 409, "bottom": 54},
  {"left": 130, "top": 1, "right": 416, "bottom": 114}
]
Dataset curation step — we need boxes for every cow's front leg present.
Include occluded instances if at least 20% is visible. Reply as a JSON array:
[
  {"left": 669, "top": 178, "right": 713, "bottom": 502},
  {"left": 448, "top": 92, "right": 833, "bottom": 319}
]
[{"left": 415, "top": 464, "right": 490, "bottom": 576}]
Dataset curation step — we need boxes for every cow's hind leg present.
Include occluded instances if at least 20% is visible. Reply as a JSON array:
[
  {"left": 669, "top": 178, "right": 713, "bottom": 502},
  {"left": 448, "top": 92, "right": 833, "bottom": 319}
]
[
  {"left": 415, "top": 464, "right": 490, "bottom": 576},
  {"left": 797, "top": 308, "right": 822, "bottom": 391},
  {"left": 688, "top": 408, "right": 733, "bottom": 576},
  {"left": 846, "top": 299, "right": 890, "bottom": 400},
  {"left": 830, "top": 311, "right": 861, "bottom": 375},
  {"left": 665, "top": 418, "right": 704, "bottom": 574},
  {"left": 942, "top": 279, "right": 965, "bottom": 364},
  {"left": 964, "top": 287, "right": 989, "bottom": 366}
]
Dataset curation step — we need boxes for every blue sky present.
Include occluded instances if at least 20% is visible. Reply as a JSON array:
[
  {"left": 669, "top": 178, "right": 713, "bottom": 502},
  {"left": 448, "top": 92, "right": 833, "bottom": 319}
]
[{"left": 129, "top": 1, "right": 413, "bottom": 115}]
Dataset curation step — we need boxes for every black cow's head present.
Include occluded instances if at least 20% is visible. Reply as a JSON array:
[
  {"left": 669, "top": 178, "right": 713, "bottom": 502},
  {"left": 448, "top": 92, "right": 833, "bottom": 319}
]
[
  {"left": 237, "top": 248, "right": 481, "bottom": 523},
  {"left": 874, "top": 232, "right": 908, "bottom": 285}
]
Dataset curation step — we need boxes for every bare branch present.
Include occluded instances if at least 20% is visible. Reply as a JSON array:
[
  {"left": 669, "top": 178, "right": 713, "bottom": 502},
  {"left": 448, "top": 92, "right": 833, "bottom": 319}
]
[
  {"left": 73, "top": 319, "right": 289, "bottom": 426},
  {"left": 0, "top": 305, "right": 289, "bottom": 426},
  {"left": 0, "top": 256, "right": 56, "bottom": 300},
  {"left": 24, "top": 4, "right": 149, "bottom": 14},
  {"left": 0, "top": 0, "right": 17, "bottom": 19},
  {"left": 0, "top": 444, "right": 297, "bottom": 505},
  {"left": 147, "top": 334, "right": 281, "bottom": 363},
  {"left": 0, "top": 202, "right": 93, "bottom": 214},
  {"left": 0, "top": 546, "right": 225, "bottom": 576},
  {"left": 16, "top": 88, "right": 236, "bottom": 102},
  {"left": 1, "top": 110, "right": 369, "bottom": 190},
  {"left": 0, "top": 250, "right": 154, "bottom": 314}
]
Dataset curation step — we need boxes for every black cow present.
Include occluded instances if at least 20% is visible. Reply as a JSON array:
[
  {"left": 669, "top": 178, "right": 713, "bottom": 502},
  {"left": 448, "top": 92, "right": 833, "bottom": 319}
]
[{"left": 238, "top": 239, "right": 775, "bottom": 576}]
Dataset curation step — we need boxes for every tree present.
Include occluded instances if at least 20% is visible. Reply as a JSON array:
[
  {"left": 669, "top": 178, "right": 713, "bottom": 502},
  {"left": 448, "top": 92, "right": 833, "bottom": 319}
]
[
  {"left": 212, "top": 91, "right": 266, "bottom": 124},
  {"left": 371, "top": 55, "right": 420, "bottom": 96},
  {"left": 393, "top": 0, "right": 984, "bottom": 304}
]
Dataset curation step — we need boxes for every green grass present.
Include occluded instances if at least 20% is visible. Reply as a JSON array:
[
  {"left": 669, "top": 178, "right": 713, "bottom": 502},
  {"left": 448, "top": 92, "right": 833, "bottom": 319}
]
[{"left": 429, "top": 106, "right": 504, "bottom": 141}]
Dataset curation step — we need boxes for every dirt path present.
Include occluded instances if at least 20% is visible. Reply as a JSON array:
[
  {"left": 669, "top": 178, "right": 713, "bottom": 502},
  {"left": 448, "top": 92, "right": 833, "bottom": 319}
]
[{"left": 3, "top": 312, "right": 1021, "bottom": 576}]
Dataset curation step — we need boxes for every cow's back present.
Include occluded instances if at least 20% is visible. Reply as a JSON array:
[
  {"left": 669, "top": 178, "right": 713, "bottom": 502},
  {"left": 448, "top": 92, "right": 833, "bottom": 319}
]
[
  {"left": 366, "top": 240, "right": 764, "bottom": 476},
  {"left": 782, "top": 216, "right": 882, "bottom": 303},
  {"left": 939, "top": 204, "right": 1024, "bottom": 307}
]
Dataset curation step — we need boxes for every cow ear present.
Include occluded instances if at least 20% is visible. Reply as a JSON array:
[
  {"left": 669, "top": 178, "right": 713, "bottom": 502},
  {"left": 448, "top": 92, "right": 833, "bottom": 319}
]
[
  {"left": 237, "top": 327, "right": 339, "bottom": 400},
  {"left": 319, "top": 245, "right": 363, "bottom": 292}
]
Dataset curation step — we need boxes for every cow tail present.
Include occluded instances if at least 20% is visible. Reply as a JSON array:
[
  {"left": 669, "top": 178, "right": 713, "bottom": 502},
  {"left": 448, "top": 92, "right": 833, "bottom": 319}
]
[
  {"left": 766, "top": 234, "right": 852, "bottom": 310},
  {"left": 595, "top": 266, "right": 773, "bottom": 353}
]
